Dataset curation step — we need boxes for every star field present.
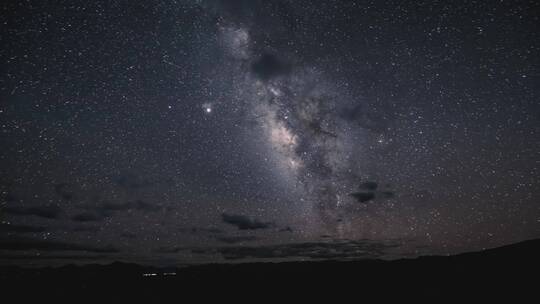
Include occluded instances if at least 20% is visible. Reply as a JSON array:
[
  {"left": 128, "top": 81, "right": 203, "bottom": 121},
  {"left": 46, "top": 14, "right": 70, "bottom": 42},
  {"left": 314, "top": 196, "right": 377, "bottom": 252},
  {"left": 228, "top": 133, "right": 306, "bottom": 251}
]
[{"left": 0, "top": 0, "right": 539, "bottom": 266}]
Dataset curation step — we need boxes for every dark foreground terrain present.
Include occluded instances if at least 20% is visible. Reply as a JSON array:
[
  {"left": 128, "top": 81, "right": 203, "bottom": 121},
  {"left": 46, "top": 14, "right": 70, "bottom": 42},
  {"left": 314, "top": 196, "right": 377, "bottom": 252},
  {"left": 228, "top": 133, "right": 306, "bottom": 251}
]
[{"left": 2, "top": 239, "right": 539, "bottom": 302}]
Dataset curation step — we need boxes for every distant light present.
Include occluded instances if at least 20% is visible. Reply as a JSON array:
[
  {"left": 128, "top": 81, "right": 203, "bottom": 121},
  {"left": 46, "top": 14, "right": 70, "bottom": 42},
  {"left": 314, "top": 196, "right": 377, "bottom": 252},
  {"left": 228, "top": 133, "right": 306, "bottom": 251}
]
[
  {"left": 143, "top": 273, "right": 157, "bottom": 277},
  {"left": 206, "top": 107, "right": 212, "bottom": 113},
  {"left": 163, "top": 272, "right": 177, "bottom": 276}
]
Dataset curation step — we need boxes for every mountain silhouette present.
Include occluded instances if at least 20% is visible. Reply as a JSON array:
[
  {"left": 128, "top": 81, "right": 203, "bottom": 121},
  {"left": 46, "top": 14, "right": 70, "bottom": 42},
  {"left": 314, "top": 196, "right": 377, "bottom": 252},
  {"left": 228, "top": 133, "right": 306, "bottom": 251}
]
[{"left": 2, "top": 238, "right": 539, "bottom": 302}]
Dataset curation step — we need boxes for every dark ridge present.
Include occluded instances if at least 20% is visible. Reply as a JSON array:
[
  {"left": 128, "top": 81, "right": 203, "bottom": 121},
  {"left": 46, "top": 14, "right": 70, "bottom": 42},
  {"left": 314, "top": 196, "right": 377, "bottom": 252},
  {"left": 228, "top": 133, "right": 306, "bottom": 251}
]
[{"left": 1, "top": 238, "right": 539, "bottom": 301}]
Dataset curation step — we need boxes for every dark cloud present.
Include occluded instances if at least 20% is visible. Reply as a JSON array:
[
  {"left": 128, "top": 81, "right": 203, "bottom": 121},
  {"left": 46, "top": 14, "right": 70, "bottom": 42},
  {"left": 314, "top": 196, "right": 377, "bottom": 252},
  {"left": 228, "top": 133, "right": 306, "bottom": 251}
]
[
  {"left": 215, "top": 235, "right": 258, "bottom": 244},
  {"left": 0, "top": 254, "right": 107, "bottom": 260},
  {"left": 3, "top": 204, "right": 62, "bottom": 219},
  {"left": 54, "top": 183, "right": 74, "bottom": 201},
  {"left": 0, "top": 236, "right": 119, "bottom": 253},
  {"left": 71, "top": 212, "right": 104, "bottom": 222},
  {"left": 359, "top": 181, "right": 378, "bottom": 191},
  {"left": 222, "top": 213, "right": 273, "bottom": 230},
  {"left": 251, "top": 53, "right": 291, "bottom": 81},
  {"left": 179, "top": 227, "right": 224, "bottom": 234},
  {"left": 339, "top": 104, "right": 392, "bottom": 133},
  {"left": 279, "top": 226, "right": 293, "bottom": 233},
  {"left": 100, "top": 200, "right": 161, "bottom": 213},
  {"left": 350, "top": 182, "right": 395, "bottom": 203},
  {"left": 349, "top": 192, "right": 376, "bottom": 203},
  {"left": 305, "top": 120, "right": 338, "bottom": 138},
  {"left": 192, "top": 240, "right": 399, "bottom": 260},
  {"left": 0, "top": 223, "right": 46, "bottom": 233}
]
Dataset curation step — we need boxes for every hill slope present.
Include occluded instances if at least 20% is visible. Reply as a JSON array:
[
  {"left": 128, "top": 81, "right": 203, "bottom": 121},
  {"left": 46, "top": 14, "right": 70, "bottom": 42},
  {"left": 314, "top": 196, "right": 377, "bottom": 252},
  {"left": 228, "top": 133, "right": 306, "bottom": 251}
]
[{"left": 2, "top": 238, "right": 539, "bottom": 301}]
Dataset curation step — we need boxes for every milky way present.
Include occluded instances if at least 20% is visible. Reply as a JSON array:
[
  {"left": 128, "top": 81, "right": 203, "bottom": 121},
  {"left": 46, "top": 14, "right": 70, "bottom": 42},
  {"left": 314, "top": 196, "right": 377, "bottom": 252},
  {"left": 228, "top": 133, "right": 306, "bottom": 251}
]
[{"left": 211, "top": 4, "right": 404, "bottom": 239}]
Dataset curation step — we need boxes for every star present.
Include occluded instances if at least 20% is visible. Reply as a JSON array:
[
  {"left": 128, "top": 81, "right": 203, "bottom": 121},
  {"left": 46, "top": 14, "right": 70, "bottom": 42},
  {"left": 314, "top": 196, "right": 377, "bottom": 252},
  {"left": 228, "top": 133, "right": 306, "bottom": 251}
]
[{"left": 202, "top": 103, "right": 212, "bottom": 114}]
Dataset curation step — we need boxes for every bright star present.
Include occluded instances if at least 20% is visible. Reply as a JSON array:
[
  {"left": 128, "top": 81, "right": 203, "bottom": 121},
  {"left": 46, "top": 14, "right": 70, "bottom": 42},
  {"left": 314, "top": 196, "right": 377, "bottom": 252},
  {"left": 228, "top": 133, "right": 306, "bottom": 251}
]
[{"left": 202, "top": 102, "right": 212, "bottom": 114}]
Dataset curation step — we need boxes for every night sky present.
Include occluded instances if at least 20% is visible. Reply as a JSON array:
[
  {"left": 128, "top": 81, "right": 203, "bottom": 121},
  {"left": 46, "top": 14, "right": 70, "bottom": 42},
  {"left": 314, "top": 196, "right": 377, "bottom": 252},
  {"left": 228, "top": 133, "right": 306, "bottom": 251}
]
[{"left": 1, "top": 0, "right": 539, "bottom": 266}]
